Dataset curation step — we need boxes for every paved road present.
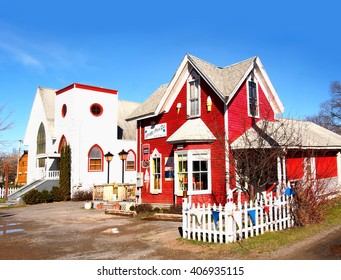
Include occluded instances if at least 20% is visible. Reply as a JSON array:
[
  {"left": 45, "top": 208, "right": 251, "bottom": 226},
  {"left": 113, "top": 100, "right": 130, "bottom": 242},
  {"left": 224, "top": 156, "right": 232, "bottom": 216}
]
[{"left": 0, "top": 201, "right": 340, "bottom": 260}]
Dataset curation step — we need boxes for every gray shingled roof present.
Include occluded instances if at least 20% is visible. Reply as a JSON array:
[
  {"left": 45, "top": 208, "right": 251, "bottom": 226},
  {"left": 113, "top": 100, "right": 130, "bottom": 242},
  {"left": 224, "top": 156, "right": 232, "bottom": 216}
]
[
  {"left": 166, "top": 118, "right": 216, "bottom": 144},
  {"left": 118, "top": 100, "right": 141, "bottom": 140},
  {"left": 231, "top": 118, "right": 341, "bottom": 149},
  {"left": 38, "top": 86, "right": 57, "bottom": 138},
  {"left": 126, "top": 84, "right": 168, "bottom": 121},
  {"left": 188, "top": 54, "right": 256, "bottom": 98},
  {"left": 127, "top": 54, "right": 256, "bottom": 121}
]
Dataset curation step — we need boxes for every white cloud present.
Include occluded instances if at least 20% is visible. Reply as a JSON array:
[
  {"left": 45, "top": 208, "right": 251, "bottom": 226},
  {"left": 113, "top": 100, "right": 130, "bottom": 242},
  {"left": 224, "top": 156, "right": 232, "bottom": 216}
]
[{"left": 0, "top": 41, "right": 43, "bottom": 69}]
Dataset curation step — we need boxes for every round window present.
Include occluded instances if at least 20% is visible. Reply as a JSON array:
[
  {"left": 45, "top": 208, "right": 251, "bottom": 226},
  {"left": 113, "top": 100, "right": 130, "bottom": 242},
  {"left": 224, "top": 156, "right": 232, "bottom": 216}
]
[
  {"left": 61, "top": 104, "right": 67, "bottom": 117},
  {"left": 90, "top": 103, "right": 103, "bottom": 116}
]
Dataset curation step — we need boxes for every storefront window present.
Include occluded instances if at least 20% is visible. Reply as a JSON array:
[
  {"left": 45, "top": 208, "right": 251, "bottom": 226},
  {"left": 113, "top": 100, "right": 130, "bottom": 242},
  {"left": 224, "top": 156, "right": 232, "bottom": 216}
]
[{"left": 175, "top": 150, "right": 211, "bottom": 195}]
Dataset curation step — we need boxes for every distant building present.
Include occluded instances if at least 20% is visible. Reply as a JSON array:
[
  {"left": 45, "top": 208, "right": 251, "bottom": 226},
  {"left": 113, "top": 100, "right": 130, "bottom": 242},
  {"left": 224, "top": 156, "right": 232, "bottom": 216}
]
[
  {"left": 15, "top": 150, "right": 28, "bottom": 186},
  {"left": 23, "top": 83, "right": 139, "bottom": 195}
]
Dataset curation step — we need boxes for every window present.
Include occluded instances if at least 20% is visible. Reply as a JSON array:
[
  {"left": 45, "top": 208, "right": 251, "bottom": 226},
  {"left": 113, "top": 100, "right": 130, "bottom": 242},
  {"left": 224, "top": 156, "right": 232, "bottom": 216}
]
[
  {"left": 126, "top": 150, "right": 136, "bottom": 171},
  {"left": 175, "top": 150, "right": 211, "bottom": 195},
  {"left": 150, "top": 149, "right": 161, "bottom": 193},
  {"left": 88, "top": 145, "right": 103, "bottom": 171},
  {"left": 58, "top": 135, "right": 67, "bottom": 153},
  {"left": 90, "top": 103, "right": 103, "bottom": 116},
  {"left": 187, "top": 71, "right": 200, "bottom": 117},
  {"left": 248, "top": 80, "right": 259, "bottom": 117},
  {"left": 36, "top": 123, "right": 46, "bottom": 167},
  {"left": 61, "top": 104, "right": 67, "bottom": 117}
]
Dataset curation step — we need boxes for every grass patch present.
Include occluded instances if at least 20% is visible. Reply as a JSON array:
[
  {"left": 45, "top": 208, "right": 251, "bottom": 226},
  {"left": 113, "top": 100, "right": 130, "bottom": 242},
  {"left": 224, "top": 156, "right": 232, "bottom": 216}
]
[{"left": 0, "top": 198, "right": 6, "bottom": 203}]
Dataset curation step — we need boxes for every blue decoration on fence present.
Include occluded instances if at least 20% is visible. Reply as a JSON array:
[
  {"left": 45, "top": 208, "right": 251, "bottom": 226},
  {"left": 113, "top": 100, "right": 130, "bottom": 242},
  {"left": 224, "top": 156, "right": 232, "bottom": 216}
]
[
  {"left": 248, "top": 209, "right": 256, "bottom": 226},
  {"left": 212, "top": 210, "right": 220, "bottom": 229},
  {"left": 285, "top": 187, "right": 296, "bottom": 196}
]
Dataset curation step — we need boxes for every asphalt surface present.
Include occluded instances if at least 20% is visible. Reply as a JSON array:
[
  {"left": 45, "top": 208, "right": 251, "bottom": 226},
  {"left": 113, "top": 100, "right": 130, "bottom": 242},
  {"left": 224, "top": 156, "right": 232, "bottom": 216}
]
[{"left": 0, "top": 201, "right": 340, "bottom": 260}]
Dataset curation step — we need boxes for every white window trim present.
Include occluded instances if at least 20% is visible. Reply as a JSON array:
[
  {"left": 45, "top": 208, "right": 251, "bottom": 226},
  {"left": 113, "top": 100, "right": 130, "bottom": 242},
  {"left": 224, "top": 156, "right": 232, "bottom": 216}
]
[
  {"left": 174, "top": 149, "right": 212, "bottom": 196},
  {"left": 187, "top": 71, "right": 201, "bottom": 118},
  {"left": 150, "top": 149, "right": 162, "bottom": 194},
  {"left": 247, "top": 76, "right": 260, "bottom": 118}
]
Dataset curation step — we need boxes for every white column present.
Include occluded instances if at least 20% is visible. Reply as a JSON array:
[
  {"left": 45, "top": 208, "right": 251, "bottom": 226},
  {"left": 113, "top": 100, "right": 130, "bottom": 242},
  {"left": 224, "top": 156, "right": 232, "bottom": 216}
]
[{"left": 337, "top": 152, "right": 341, "bottom": 188}]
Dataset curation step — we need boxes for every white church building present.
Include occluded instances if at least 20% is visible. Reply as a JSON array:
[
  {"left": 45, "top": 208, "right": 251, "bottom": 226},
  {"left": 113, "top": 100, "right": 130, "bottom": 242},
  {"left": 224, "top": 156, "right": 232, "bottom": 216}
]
[{"left": 23, "top": 83, "right": 139, "bottom": 195}]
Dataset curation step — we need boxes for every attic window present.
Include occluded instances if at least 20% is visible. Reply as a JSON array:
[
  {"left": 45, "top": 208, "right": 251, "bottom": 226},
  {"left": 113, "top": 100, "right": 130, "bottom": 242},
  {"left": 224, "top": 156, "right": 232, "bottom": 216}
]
[
  {"left": 187, "top": 71, "right": 200, "bottom": 118},
  {"left": 248, "top": 80, "right": 259, "bottom": 117}
]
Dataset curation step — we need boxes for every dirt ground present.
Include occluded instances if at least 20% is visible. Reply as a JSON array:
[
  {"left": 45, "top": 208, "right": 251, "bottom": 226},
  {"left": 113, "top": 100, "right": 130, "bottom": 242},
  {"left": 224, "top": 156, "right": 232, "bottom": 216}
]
[{"left": 0, "top": 201, "right": 340, "bottom": 260}]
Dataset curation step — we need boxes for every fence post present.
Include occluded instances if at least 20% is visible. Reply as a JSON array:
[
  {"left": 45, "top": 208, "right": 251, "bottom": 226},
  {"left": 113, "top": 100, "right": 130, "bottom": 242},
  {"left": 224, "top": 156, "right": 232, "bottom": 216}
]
[
  {"left": 182, "top": 199, "right": 188, "bottom": 239},
  {"left": 225, "top": 201, "right": 234, "bottom": 243}
]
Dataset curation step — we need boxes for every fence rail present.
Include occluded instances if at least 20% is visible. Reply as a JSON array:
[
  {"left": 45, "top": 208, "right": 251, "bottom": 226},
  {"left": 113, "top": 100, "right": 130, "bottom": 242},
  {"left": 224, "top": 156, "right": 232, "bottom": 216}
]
[
  {"left": 182, "top": 193, "right": 295, "bottom": 243},
  {"left": 0, "top": 187, "right": 20, "bottom": 199}
]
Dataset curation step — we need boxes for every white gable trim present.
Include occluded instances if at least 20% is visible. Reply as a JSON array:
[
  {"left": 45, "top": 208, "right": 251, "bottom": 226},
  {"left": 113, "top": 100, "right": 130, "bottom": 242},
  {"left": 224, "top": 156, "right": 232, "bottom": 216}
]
[
  {"left": 155, "top": 54, "right": 226, "bottom": 115},
  {"left": 227, "top": 57, "right": 284, "bottom": 114}
]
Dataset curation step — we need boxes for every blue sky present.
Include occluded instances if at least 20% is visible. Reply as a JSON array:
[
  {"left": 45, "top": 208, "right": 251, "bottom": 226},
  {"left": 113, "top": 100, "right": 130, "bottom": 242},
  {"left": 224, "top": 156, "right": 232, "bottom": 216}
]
[{"left": 0, "top": 0, "right": 340, "bottom": 152}]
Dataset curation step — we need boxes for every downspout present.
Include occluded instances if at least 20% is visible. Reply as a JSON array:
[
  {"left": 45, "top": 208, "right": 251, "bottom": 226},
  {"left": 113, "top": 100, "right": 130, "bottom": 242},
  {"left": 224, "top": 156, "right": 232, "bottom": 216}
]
[{"left": 224, "top": 99, "right": 230, "bottom": 201}]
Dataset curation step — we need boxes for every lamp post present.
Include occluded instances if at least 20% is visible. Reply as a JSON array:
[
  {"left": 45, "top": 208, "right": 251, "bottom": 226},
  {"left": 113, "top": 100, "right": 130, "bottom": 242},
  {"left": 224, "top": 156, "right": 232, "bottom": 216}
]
[
  {"left": 104, "top": 151, "right": 113, "bottom": 184},
  {"left": 118, "top": 149, "right": 128, "bottom": 183}
]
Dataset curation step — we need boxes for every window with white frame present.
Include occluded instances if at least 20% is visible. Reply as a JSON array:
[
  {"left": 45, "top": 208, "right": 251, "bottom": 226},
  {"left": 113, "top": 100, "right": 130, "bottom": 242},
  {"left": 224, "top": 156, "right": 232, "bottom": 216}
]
[
  {"left": 175, "top": 150, "right": 211, "bottom": 195},
  {"left": 187, "top": 71, "right": 200, "bottom": 117},
  {"left": 248, "top": 79, "right": 259, "bottom": 117},
  {"left": 150, "top": 149, "right": 161, "bottom": 193}
]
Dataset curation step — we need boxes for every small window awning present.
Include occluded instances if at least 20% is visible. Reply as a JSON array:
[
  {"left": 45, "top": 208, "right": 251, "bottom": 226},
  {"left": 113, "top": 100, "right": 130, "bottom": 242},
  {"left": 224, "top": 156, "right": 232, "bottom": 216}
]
[{"left": 167, "top": 118, "right": 216, "bottom": 144}]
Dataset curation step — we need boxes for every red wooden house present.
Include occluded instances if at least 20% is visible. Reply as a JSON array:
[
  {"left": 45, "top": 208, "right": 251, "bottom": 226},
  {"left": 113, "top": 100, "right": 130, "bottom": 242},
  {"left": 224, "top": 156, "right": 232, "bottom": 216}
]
[{"left": 127, "top": 54, "right": 341, "bottom": 205}]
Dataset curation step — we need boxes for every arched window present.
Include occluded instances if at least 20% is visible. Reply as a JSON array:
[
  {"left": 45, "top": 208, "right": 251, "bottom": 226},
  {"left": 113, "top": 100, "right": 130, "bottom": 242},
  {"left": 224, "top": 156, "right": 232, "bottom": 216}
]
[
  {"left": 37, "top": 123, "right": 46, "bottom": 167},
  {"left": 88, "top": 145, "right": 103, "bottom": 171},
  {"left": 126, "top": 150, "right": 136, "bottom": 171},
  {"left": 58, "top": 135, "right": 67, "bottom": 153}
]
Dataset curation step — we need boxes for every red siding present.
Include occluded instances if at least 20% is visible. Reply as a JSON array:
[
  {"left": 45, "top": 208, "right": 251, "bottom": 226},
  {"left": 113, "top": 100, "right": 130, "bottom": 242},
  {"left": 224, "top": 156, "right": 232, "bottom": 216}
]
[
  {"left": 316, "top": 156, "right": 338, "bottom": 179},
  {"left": 286, "top": 157, "right": 304, "bottom": 180},
  {"left": 227, "top": 81, "right": 276, "bottom": 189},
  {"left": 138, "top": 78, "right": 227, "bottom": 205},
  {"left": 228, "top": 81, "right": 275, "bottom": 143}
]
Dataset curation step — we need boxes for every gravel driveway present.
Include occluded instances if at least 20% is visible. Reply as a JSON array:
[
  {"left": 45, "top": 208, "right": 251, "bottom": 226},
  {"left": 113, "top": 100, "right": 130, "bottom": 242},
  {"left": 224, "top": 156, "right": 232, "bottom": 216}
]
[{"left": 0, "top": 201, "right": 340, "bottom": 260}]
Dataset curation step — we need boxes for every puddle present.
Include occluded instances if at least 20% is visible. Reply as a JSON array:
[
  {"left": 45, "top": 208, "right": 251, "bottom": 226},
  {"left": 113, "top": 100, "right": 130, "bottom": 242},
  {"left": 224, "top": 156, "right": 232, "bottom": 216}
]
[
  {"left": 0, "top": 222, "right": 25, "bottom": 235},
  {"left": 0, "top": 229, "right": 25, "bottom": 235}
]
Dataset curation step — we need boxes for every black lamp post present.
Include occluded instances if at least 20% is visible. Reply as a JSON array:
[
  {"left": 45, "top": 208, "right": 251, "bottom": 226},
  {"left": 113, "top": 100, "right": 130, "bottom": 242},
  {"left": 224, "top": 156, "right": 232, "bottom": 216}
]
[
  {"left": 104, "top": 151, "right": 113, "bottom": 184},
  {"left": 118, "top": 149, "right": 128, "bottom": 183}
]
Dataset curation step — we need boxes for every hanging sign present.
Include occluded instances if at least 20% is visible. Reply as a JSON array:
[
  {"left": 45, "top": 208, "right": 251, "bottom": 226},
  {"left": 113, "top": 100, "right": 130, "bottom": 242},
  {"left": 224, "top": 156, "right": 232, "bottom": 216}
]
[{"left": 144, "top": 123, "right": 167, "bottom": 140}]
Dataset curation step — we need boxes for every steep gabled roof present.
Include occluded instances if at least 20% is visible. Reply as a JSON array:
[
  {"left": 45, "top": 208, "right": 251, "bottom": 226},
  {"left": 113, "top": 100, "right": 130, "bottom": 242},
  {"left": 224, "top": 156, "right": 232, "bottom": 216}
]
[
  {"left": 188, "top": 54, "right": 256, "bottom": 99},
  {"left": 38, "top": 87, "right": 57, "bottom": 139},
  {"left": 118, "top": 100, "right": 141, "bottom": 140},
  {"left": 127, "top": 54, "right": 283, "bottom": 121}
]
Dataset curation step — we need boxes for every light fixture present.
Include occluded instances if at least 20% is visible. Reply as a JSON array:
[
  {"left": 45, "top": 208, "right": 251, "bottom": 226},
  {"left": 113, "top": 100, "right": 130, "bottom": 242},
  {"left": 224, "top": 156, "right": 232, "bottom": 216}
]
[
  {"left": 118, "top": 149, "right": 129, "bottom": 183},
  {"left": 104, "top": 151, "right": 114, "bottom": 183},
  {"left": 176, "top": 103, "right": 181, "bottom": 114},
  {"left": 206, "top": 96, "right": 212, "bottom": 112}
]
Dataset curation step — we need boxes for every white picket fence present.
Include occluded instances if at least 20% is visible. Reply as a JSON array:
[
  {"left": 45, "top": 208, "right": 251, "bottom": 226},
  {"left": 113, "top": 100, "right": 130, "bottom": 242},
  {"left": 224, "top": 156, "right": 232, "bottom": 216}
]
[
  {"left": 182, "top": 193, "right": 295, "bottom": 243},
  {"left": 0, "top": 187, "right": 19, "bottom": 199}
]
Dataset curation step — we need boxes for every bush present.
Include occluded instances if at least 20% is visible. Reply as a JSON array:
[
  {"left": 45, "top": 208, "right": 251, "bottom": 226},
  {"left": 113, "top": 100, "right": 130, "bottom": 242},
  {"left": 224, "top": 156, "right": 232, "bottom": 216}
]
[
  {"left": 71, "top": 189, "right": 93, "bottom": 201},
  {"left": 291, "top": 180, "right": 336, "bottom": 226},
  {"left": 169, "top": 204, "right": 182, "bottom": 214},
  {"left": 135, "top": 203, "right": 153, "bottom": 213},
  {"left": 50, "top": 187, "right": 64, "bottom": 202},
  {"left": 23, "top": 187, "right": 66, "bottom": 205},
  {"left": 23, "top": 189, "right": 41, "bottom": 204}
]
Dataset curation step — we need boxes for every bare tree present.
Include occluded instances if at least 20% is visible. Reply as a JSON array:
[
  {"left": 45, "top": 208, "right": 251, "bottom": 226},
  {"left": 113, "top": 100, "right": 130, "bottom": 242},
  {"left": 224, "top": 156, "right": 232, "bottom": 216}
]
[
  {"left": 306, "top": 81, "right": 341, "bottom": 135},
  {"left": 0, "top": 106, "right": 13, "bottom": 133},
  {"left": 229, "top": 118, "right": 303, "bottom": 199}
]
